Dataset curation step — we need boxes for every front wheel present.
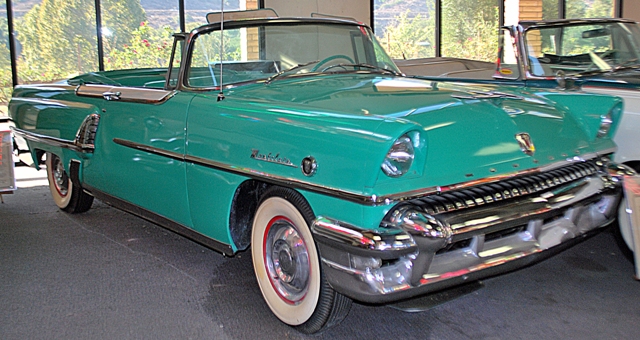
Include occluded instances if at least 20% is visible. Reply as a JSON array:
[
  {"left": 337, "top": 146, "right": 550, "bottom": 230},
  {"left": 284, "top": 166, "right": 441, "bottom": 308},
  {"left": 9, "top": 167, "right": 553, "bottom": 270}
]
[
  {"left": 616, "top": 197, "right": 635, "bottom": 261},
  {"left": 615, "top": 163, "right": 640, "bottom": 261},
  {"left": 251, "top": 187, "right": 351, "bottom": 334},
  {"left": 46, "top": 152, "right": 93, "bottom": 213}
]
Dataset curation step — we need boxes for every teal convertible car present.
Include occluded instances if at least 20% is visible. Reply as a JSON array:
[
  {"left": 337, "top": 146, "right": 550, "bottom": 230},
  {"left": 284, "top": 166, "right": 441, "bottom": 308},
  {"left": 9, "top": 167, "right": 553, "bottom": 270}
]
[{"left": 9, "top": 10, "right": 634, "bottom": 333}]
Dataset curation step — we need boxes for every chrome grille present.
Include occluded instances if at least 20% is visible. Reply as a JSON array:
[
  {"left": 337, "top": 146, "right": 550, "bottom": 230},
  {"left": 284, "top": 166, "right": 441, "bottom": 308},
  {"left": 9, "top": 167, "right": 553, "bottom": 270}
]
[{"left": 405, "top": 159, "right": 602, "bottom": 216}]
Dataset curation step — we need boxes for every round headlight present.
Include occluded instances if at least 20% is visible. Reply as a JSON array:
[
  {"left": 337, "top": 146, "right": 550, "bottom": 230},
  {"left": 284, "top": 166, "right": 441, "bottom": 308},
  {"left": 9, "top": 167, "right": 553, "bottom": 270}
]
[
  {"left": 596, "top": 112, "right": 613, "bottom": 138},
  {"left": 381, "top": 134, "right": 415, "bottom": 177}
]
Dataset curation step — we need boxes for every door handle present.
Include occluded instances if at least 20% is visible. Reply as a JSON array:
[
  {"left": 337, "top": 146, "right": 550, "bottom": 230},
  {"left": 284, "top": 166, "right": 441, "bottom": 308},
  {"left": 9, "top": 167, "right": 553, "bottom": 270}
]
[{"left": 102, "top": 91, "right": 121, "bottom": 101}]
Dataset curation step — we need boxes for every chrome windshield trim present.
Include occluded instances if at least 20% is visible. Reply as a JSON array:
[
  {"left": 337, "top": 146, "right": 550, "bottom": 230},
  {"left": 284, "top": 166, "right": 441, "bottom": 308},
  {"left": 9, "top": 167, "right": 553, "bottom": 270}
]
[
  {"left": 11, "top": 127, "right": 94, "bottom": 153},
  {"left": 113, "top": 138, "right": 611, "bottom": 206}
]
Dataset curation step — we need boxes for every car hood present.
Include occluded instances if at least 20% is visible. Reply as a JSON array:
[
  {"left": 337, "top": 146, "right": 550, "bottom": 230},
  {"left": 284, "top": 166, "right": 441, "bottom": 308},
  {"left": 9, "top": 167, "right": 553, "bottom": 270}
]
[{"left": 227, "top": 74, "right": 609, "bottom": 189}]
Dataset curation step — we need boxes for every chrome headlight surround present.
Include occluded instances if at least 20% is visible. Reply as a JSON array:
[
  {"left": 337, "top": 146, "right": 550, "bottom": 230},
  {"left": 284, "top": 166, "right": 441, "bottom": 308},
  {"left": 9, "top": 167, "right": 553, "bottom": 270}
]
[
  {"left": 596, "top": 112, "right": 613, "bottom": 138},
  {"left": 381, "top": 134, "right": 415, "bottom": 178},
  {"left": 597, "top": 104, "right": 621, "bottom": 138}
]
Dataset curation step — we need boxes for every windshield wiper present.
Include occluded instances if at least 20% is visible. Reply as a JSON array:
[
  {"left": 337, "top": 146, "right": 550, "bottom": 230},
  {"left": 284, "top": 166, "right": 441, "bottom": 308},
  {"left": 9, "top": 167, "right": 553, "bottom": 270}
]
[
  {"left": 576, "top": 60, "right": 640, "bottom": 78},
  {"left": 575, "top": 68, "right": 611, "bottom": 77},
  {"left": 321, "top": 63, "right": 403, "bottom": 76},
  {"left": 610, "top": 59, "right": 640, "bottom": 72},
  {"left": 265, "top": 60, "right": 319, "bottom": 84}
]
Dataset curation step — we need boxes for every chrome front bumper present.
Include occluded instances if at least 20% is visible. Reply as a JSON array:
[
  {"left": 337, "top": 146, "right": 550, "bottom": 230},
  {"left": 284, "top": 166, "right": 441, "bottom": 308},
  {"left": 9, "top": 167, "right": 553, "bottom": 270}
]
[{"left": 311, "top": 160, "right": 630, "bottom": 304}]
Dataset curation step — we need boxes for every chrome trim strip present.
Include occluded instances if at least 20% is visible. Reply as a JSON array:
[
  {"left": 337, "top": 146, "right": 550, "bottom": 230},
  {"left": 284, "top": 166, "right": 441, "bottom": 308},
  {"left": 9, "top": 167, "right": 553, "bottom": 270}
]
[
  {"left": 85, "top": 184, "right": 235, "bottom": 256},
  {"left": 113, "top": 138, "right": 613, "bottom": 206},
  {"left": 15, "top": 83, "right": 79, "bottom": 92},
  {"left": 113, "top": 138, "right": 183, "bottom": 161},
  {"left": 444, "top": 177, "right": 604, "bottom": 236},
  {"left": 185, "top": 154, "right": 372, "bottom": 203},
  {"left": 596, "top": 147, "right": 617, "bottom": 157},
  {"left": 76, "top": 84, "right": 176, "bottom": 104},
  {"left": 113, "top": 138, "right": 372, "bottom": 204},
  {"left": 11, "top": 127, "right": 94, "bottom": 153}
]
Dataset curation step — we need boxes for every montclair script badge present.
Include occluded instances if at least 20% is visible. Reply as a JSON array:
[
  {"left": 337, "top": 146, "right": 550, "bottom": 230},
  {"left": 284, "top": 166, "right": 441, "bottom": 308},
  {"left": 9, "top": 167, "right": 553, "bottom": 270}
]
[
  {"left": 250, "top": 149, "right": 297, "bottom": 168},
  {"left": 515, "top": 133, "right": 535, "bottom": 156}
]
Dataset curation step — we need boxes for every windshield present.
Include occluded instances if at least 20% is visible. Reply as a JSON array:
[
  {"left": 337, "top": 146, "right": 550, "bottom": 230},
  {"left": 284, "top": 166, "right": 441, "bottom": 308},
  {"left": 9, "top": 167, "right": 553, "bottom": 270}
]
[
  {"left": 524, "top": 22, "right": 640, "bottom": 77},
  {"left": 186, "top": 22, "right": 400, "bottom": 88},
  {"left": 525, "top": 22, "right": 640, "bottom": 77}
]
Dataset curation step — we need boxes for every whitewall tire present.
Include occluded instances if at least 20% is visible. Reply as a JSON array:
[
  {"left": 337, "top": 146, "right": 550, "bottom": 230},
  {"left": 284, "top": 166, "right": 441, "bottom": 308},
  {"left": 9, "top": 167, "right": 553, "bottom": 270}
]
[
  {"left": 45, "top": 152, "right": 93, "bottom": 213},
  {"left": 251, "top": 187, "right": 351, "bottom": 334}
]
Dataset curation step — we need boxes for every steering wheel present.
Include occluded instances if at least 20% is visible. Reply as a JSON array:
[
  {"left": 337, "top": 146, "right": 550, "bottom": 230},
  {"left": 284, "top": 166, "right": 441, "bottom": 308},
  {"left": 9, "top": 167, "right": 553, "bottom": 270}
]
[
  {"left": 585, "top": 49, "right": 617, "bottom": 72},
  {"left": 311, "top": 54, "right": 355, "bottom": 72}
]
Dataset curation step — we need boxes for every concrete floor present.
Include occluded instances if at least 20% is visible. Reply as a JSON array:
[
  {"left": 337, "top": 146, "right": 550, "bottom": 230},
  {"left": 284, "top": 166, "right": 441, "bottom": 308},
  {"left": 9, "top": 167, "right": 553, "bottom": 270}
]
[{"left": 1, "top": 165, "right": 640, "bottom": 340}]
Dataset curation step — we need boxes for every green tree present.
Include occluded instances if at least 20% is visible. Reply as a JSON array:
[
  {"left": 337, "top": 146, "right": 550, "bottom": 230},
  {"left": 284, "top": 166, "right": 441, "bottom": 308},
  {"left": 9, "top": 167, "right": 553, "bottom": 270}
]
[
  {"left": 441, "top": 0, "right": 498, "bottom": 62},
  {"left": 16, "top": 0, "right": 145, "bottom": 81},
  {"left": 382, "top": 11, "right": 435, "bottom": 59},
  {"left": 105, "top": 22, "right": 174, "bottom": 70},
  {"left": 585, "top": 0, "right": 614, "bottom": 18}
]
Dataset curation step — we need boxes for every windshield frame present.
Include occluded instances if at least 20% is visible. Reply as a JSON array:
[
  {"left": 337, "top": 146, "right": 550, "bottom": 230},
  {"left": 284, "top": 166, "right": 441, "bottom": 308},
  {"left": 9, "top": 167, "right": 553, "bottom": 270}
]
[{"left": 180, "top": 18, "right": 401, "bottom": 91}]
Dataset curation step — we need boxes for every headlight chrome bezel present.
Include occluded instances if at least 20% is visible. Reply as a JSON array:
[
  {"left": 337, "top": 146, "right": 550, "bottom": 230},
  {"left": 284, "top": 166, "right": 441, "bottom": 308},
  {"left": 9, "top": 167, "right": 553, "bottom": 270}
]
[
  {"left": 381, "top": 134, "right": 415, "bottom": 178},
  {"left": 597, "top": 103, "right": 622, "bottom": 139},
  {"left": 596, "top": 112, "right": 613, "bottom": 138}
]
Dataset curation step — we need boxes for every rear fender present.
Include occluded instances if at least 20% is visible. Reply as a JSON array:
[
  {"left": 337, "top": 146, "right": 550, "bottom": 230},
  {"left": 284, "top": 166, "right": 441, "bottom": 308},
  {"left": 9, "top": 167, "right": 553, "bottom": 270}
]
[{"left": 9, "top": 92, "right": 101, "bottom": 173}]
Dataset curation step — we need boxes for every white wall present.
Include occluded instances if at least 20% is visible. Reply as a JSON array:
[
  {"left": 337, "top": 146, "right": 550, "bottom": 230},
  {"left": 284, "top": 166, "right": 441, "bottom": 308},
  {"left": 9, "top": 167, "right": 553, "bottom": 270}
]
[
  {"left": 264, "top": 0, "right": 370, "bottom": 25},
  {"left": 622, "top": 1, "right": 640, "bottom": 22}
]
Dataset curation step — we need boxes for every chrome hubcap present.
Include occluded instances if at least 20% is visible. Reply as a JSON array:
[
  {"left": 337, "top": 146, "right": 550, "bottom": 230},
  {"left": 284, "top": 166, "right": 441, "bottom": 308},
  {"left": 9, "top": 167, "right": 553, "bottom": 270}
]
[
  {"left": 265, "top": 218, "right": 310, "bottom": 303},
  {"left": 52, "top": 156, "right": 69, "bottom": 197}
]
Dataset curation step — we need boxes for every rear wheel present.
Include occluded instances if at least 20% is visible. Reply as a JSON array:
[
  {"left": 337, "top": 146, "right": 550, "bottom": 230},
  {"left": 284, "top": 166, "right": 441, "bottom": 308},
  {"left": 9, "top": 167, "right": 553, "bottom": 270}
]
[
  {"left": 46, "top": 152, "right": 93, "bottom": 213},
  {"left": 251, "top": 187, "right": 351, "bottom": 334}
]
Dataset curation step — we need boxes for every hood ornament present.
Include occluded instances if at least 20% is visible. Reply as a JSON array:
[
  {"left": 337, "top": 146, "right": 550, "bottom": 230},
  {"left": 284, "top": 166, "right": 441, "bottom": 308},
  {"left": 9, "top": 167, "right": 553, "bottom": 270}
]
[{"left": 515, "top": 133, "right": 535, "bottom": 156}]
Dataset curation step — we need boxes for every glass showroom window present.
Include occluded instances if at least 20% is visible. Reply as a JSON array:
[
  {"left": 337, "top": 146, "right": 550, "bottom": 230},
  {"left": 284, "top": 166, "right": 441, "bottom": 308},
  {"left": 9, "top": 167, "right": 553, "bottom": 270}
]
[
  {"left": 373, "top": 0, "right": 436, "bottom": 60},
  {"left": 542, "top": 0, "right": 560, "bottom": 19},
  {"left": 1, "top": 14, "right": 11, "bottom": 114},
  {"left": 566, "top": 0, "right": 615, "bottom": 19},
  {"left": 185, "top": 0, "right": 249, "bottom": 29},
  {"left": 103, "top": 0, "right": 177, "bottom": 71},
  {"left": 441, "top": 0, "right": 499, "bottom": 62},
  {"left": 11, "top": 0, "right": 99, "bottom": 83}
]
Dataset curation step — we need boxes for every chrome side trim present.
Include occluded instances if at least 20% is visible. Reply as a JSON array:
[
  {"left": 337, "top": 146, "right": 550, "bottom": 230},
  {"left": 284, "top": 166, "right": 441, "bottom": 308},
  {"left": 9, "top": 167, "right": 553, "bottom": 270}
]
[
  {"left": 112, "top": 138, "right": 371, "bottom": 204},
  {"left": 113, "top": 138, "right": 613, "bottom": 206},
  {"left": 113, "top": 138, "right": 183, "bottom": 161},
  {"left": 185, "top": 154, "right": 371, "bottom": 203},
  {"left": 84, "top": 184, "right": 235, "bottom": 256},
  {"left": 12, "top": 126, "right": 94, "bottom": 153}
]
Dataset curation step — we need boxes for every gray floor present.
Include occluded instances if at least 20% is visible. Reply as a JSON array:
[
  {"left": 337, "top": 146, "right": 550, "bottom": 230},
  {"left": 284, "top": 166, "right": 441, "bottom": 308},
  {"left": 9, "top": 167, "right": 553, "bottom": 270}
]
[{"left": 1, "top": 166, "right": 640, "bottom": 340}]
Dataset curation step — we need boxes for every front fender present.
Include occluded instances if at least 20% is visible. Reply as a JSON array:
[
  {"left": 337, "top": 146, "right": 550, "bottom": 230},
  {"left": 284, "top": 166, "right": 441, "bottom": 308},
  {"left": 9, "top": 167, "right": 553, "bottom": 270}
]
[{"left": 535, "top": 90, "right": 623, "bottom": 141}]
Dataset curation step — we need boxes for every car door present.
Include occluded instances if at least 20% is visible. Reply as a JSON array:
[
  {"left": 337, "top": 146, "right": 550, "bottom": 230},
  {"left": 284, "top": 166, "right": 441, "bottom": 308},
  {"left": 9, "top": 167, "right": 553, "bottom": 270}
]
[{"left": 80, "top": 87, "right": 196, "bottom": 228}]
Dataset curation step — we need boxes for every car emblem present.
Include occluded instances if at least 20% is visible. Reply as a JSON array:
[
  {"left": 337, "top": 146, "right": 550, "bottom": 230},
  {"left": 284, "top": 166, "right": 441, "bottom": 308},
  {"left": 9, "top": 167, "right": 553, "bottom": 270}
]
[
  {"left": 250, "top": 149, "right": 297, "bottom": 168},
  {"left": 515, "top": 133, "right": 535, "bottom": 156},
  {"left": 301, "top": 156, "right": 317, "bottom": 177}
]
